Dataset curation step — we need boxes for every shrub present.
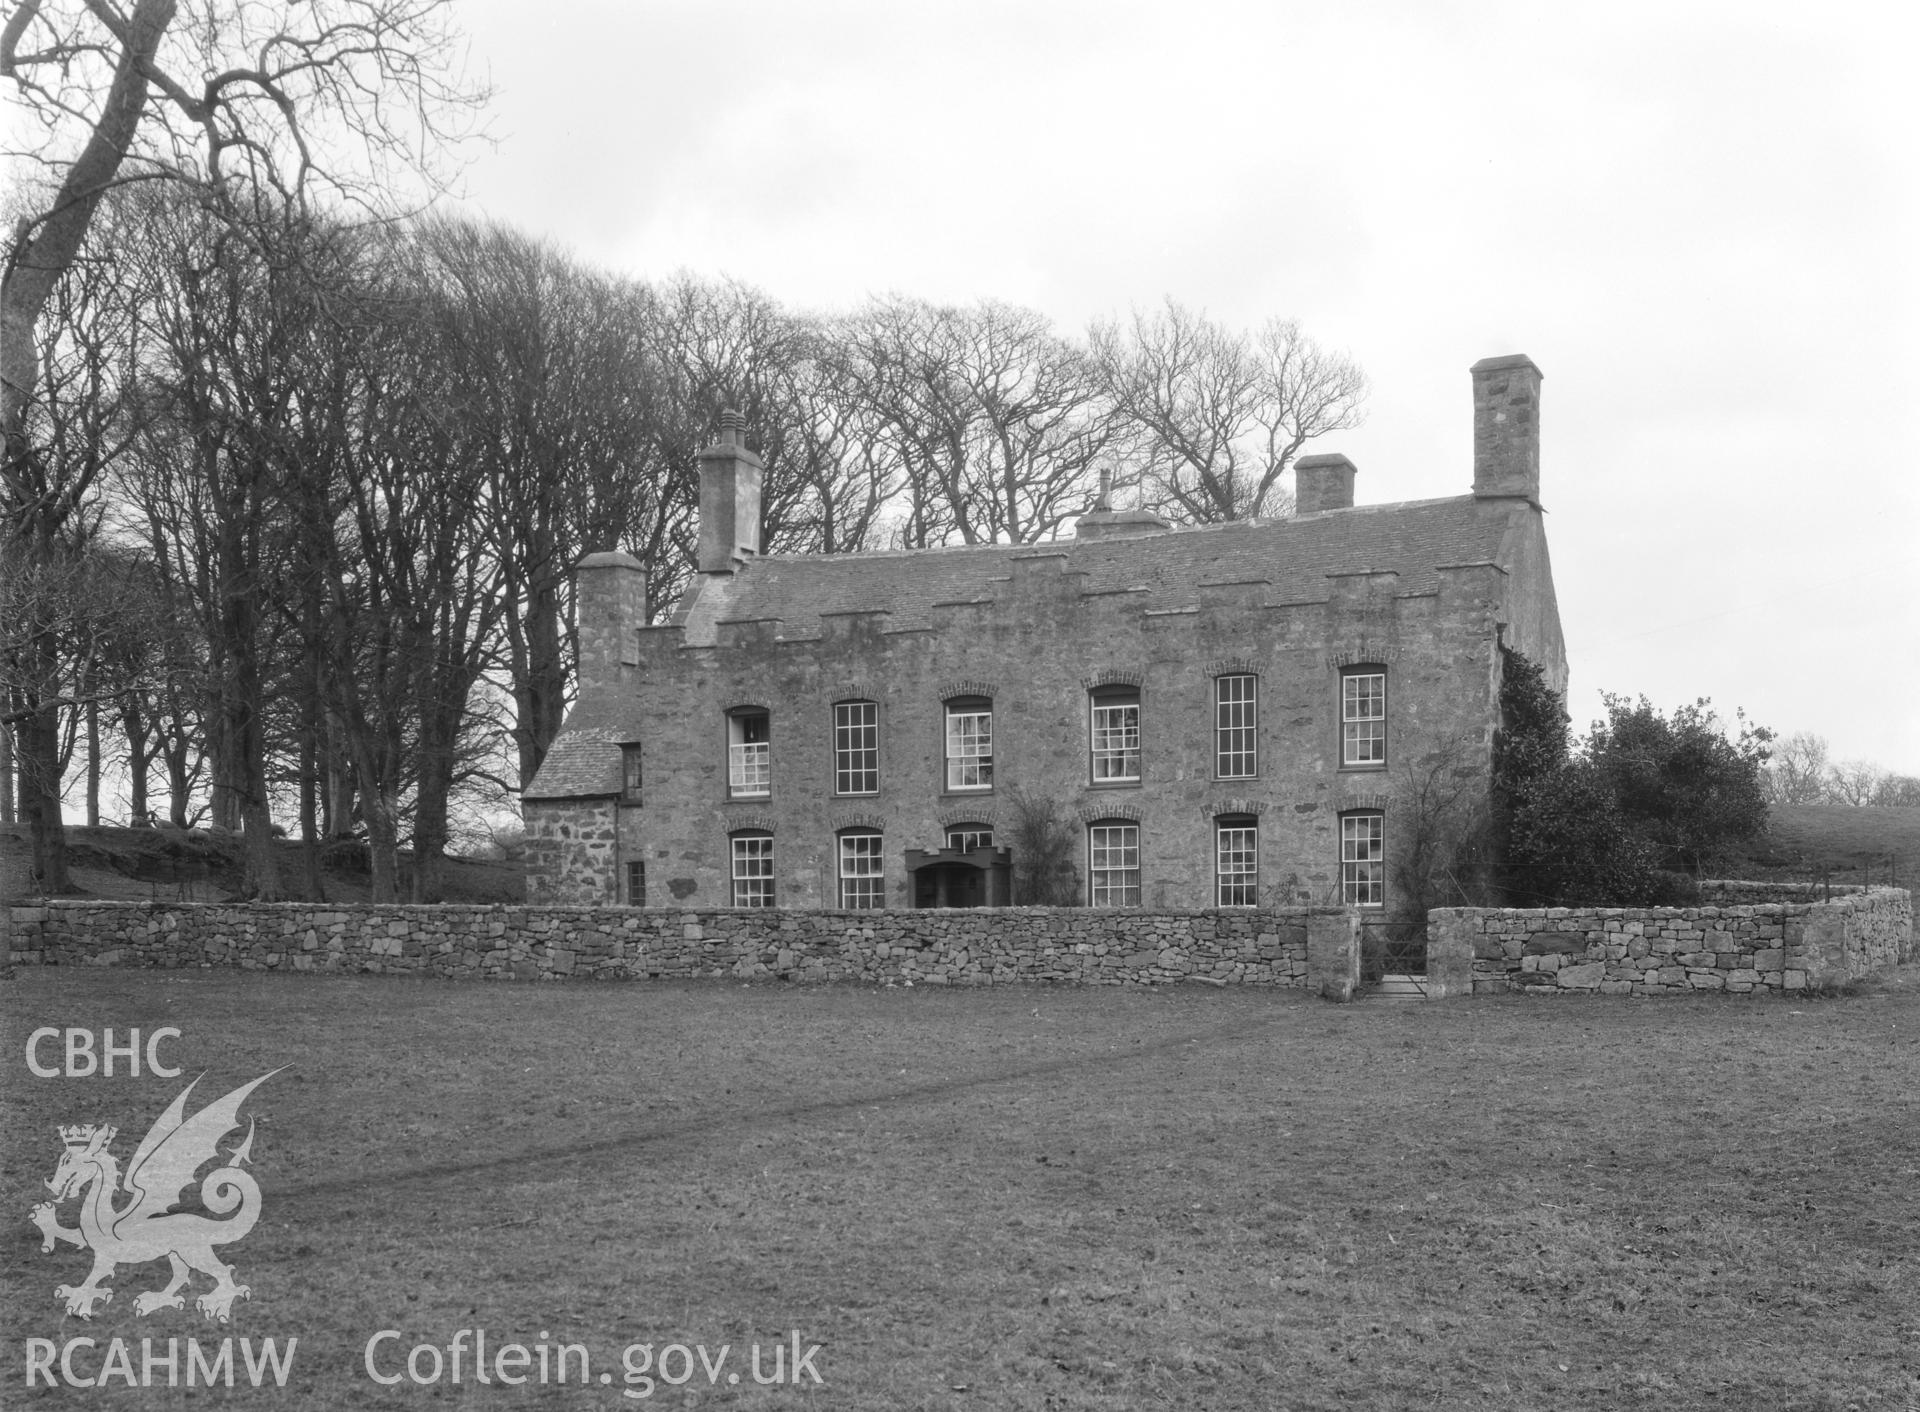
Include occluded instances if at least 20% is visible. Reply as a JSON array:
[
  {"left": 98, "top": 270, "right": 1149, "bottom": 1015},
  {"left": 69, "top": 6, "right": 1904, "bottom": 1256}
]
[
  {"left": 1492, "top": 652, "right": 1771, "bottom": 907},
  {"left": 1585, "top": 694, "right": 1772, "bottom": 875},
  {"left": 1004, "top": 788, "right": 1080, "bottom": 906},
  {"left": 1504, "top": 757, "right": 1672, "bottom": 906}
]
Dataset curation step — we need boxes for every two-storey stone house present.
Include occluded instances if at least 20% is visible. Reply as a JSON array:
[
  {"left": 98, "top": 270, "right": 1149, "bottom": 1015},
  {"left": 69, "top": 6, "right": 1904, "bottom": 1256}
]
[{"left": 523, "top": 354, "right": 1565, "bottom": 913}]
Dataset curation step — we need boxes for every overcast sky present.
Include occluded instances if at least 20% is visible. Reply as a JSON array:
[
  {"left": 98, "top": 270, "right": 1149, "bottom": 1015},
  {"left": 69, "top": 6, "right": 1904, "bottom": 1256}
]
[{"left": 446, "top": 0, "right": 1917, "bottom": 775}]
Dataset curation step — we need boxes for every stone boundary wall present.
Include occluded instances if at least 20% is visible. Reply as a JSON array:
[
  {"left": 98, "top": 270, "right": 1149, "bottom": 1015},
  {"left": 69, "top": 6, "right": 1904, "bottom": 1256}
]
[
  {"left": 1428, "top": 888, "right": 1913, "bottom": 997},
  {"left": 7, "top": 902, "right": 1367, "bottom": 996},
  {"left": 1696, "top": 878, "right": 1871, "bottom": 905}
]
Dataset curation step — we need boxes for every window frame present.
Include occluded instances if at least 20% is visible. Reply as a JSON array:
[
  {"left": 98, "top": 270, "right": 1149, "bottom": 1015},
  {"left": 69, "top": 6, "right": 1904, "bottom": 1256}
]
[
  {"left": 1087, "top": 820, "right": 1141, "bottom": 907},
  {"left": 1340, "top": 669, "right": 1387, "bottom": 769},
  {"left": 727, "top": 708, "right": 772, "bottom": 799},
  {"left": 620, "top": 743, "right": 643, "bottom": 803},
  {"left": 729, "top": 831, "right": 775, "bottom": 908},
  {"left": 1215, "top": 816, "right": 1258, "bottom": 907},
  {"left": 1340, "top": 811, "right": 1385, "bottom": 908},
  {"left": 1089, "top": 685, "right": 1141, "bottom": 785},
  {"left": 837, "top": 829, "right": 885, "bottom": 909},
  {"left": 944, "top": 696, "right": 994, "bottom": 793},
  {"left": 832, "top": 700, "right": 880, "bottom": 796},
  {"left": 1214, "top": 674, "right": 1257, "bottom": 780},
  {"left": 624, "top": 859, "right": 647, "bottom": 907},
  {"left": 945, "top": 824, "right": 994, "bottom": 854}
]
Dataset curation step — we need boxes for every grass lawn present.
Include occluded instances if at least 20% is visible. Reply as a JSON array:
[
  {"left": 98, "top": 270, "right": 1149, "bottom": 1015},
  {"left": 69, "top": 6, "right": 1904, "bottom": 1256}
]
[{"left": 5, "top": 969, "right": 1919, "bottom": 1410}]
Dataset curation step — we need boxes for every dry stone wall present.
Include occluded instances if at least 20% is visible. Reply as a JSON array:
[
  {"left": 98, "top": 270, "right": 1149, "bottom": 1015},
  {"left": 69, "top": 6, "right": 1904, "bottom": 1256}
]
[
  {"left": 1694, "top": 879, "right": 1871, "bottom": 905},
  {"left": 7, "top": 901, "right": 1333, "bottom": 990},
  {"left": 1429, "top": 888, "right": 1912, "bottom": 996}
]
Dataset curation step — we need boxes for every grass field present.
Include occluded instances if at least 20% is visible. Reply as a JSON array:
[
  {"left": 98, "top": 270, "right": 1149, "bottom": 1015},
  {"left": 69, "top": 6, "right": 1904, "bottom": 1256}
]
[
  {"left": 1747, "top": 805, "right": 1920, "bottom": 890},
  {"left": 5, "top": 969, "right": 1920, "bottom": 1410}
]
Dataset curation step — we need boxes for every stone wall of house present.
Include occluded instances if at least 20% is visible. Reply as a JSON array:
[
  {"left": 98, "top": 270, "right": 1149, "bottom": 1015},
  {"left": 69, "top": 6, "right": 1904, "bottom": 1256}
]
[
  {"left": 1429, "top": 888, "right": 1913, "bottom": 996},
  {"left": 523, "top": 799, "right": 621, "bottom": 906},
  {"left": 526, "top": 548, "right": 1543, "bottom": 914},
  {"left": 8, "top": 901, "right": 1363, "bottom": 992}
]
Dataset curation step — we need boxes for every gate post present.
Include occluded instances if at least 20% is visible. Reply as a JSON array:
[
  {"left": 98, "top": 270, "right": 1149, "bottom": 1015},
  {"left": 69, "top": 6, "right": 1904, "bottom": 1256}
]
[
  {"left": 1308, "top": 909, "right": 1361, "bottom": 1002},
  {"left": 1425, "top": 908, "right": 1476, "bottom": 998}
]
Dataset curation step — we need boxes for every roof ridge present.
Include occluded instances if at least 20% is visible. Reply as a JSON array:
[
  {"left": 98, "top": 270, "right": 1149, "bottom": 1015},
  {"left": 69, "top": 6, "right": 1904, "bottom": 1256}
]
[{"left": 747, "top": 495, "right": 1479, "bottom": 567}]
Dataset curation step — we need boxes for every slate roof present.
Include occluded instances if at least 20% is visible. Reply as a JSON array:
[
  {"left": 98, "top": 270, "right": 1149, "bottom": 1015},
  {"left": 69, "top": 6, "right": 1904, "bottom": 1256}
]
[
  {"left": 522, "top": 725, "right": 624, "bottom": 802},
  {"left": 677, "top": 493, "right": 1519, "bottom": 643}
]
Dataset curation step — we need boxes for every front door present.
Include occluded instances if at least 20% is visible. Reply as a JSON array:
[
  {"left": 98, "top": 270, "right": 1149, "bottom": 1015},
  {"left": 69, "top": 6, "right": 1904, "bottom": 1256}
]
[{"left": 914, "top": 861, "right": 986, "bottom": 908}]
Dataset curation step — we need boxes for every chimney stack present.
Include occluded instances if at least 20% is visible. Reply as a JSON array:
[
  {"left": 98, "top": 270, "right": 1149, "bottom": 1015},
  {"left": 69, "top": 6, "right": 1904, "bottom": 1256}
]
[
  {"left": 575, "top": 550, "right": 647, "bottom": 703},
  {"left": 1294, "top": 453, "right": 1357, "bottom": 514},
  {"left": 697, "top": 408, "right": 764, "bottom": 573},
  {"left": 1470, "top": 354, "right": 1543, "bottom": 502}
]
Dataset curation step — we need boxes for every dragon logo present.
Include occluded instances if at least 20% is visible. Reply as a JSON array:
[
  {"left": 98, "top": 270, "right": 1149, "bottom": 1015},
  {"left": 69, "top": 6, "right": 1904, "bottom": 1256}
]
[{"left": 30, "top": 1071, "right": 279, "bottom": 1322}]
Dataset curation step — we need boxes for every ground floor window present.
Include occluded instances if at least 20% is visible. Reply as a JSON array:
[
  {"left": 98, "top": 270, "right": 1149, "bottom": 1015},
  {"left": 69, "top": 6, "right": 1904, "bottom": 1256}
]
[
  {"left": 1088, "top": 821, "right": 1140, "bottom": 906},
  {"left": 839, "top": 830, "right": 885, "bottom": 908},
  {"left": 1341, "top": 813, "right": 1384, "bottom": 907},
  {"left": 625, "top": 860, "right": 647, "bottom": 906},
  {"left": 731, "top": 832, "right": 775, "bottom": 907},
  {"left": 1216, "top": 818, "right": 1257, "bottom": 907}
]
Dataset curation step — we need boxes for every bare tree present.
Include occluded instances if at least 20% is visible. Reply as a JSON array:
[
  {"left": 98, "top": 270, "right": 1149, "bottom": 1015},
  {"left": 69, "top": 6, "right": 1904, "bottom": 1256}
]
[
  {"left": 1089, "top": 300, "right": 1366, "bottom": 523},
  {"left": 406, "top": 220, "right": 678, "bottom": 792},
  {"left": 0, "top": 188, "right": 147, "bottom": 890},
  {"left": 844, "top": 296, "right": 1112, "bottom": 546},
  {"left": 2, "top": 0, "right": 481, "bottom": 465},
  {"left": 758, "top": 321, "right": 902, "bottom": 556},
  {"left": 1764, "top": 730, "right": 1831, "bottom": 804},
  {"left": 1826, "top": 760, "right": 1888, "bottom": 808},
  {"left": 2, "top": 0, "right": 479, "bottom": 932},
  {"left": 1872, "top": 774, "right": 1920, "bottom": 808}
]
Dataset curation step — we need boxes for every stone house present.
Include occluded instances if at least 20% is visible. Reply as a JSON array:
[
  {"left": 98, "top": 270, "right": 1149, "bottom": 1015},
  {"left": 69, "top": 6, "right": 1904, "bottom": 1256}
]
[{"left": 523, "top": 354, "right": 1565, "bottom": 914}]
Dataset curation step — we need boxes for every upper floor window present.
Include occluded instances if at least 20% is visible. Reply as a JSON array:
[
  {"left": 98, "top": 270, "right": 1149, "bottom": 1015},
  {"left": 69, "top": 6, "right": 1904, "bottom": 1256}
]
[
  {"left": 838, "top": 830, "right": 885, "bottom": 909},
  {"left": 946, "top": 824, "right": 994, "bottom": 854},
  {"left": 1090, "top": 686, "right": 1140, "bottom": 784},
  {"left": 1341, "top": 670, "right": 1386, "bottom": 768},
  {"left": 1216, "top": 816, "right": 1258, "bottom": 907},
  {"left": 730, "top": 831, "right": 775, "bottom": 907},
  {"left": 728, "top": 709, "right": 771, "bottom": 798},
  {"left": 1088, "top": 820, "right": 1141, "bottom": 907},
  {"left": 1215, "top": 675, "right": 1257, "bottom": 779},
  {"left": 621, "top": 743, "right": 644, "bottom": 803},
  {"left": 945, "top": 697, "right": 993, "bottom": 792},
  {"left": 1341, "top": 812, "right": 1385, "bottom": 908},
  {"left": 833, "top": 701, "right": 879, "bottom": 795}
]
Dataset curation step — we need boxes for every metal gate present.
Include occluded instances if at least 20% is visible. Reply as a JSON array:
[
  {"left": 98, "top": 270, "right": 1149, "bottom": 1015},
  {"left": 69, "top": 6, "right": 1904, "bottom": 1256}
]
[{"left": 1360, "top": 919, "right": 1428, "bottom": 985}]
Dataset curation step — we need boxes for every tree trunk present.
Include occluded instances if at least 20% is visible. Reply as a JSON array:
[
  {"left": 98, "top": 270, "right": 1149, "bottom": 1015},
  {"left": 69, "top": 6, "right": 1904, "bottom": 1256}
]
[
  {"left": 0, "top": 714, "right": 14, "bottom": 824},
  {"left": 410, "top": 738, "right": 455, "bottom": 904},
  {"left": 84, "top": 697, "right": 101, "bottom": 826},
  {"left": 361, "top": 785, "right": 400, "bottom": 903},
  {"left": 162, "top": 729, "right": 193, "bottom": 826},
  {"left": 298, "top": 726, "right": 323, "bottom": 899},
  {"left": 123, "top": 700, "right": 151, "bottom": 824},
  {"left": 19, "top": 700, "right": 71, "bottom": 894},
  {"left": 323, "top": 707, "right": 355, "bottom": 837},
  {"left": 205, "top": 693, "right": 241, "bottom": 832}
]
